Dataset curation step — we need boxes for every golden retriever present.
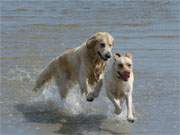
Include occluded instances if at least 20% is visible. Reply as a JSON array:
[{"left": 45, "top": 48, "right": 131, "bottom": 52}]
[
  {"left": 33, "top": 32, "right": 114, "bottom": 102},
  {"left": 105, "top": 52, "right": 135, "bottom": 122}
]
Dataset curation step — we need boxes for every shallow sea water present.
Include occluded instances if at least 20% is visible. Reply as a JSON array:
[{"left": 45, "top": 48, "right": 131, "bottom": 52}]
[{"left": 1, "top": 0, "right": 180, "bottom": 135}]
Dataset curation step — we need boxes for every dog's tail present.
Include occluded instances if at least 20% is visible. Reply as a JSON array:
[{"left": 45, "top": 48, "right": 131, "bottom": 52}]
[{"left": 32, "top": 62, "right": 55, "bottom": 92}]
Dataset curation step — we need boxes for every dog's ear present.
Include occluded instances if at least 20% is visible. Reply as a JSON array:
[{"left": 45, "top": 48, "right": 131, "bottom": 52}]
[
  {"left": 125, "top": 52, "right": 133, "bottom": 59},
  {"left": 114, "top": 53, "right": 121, "bottom": 61},
  {"left": 86, "top": 35, "right": 97, "bottom": 49}
]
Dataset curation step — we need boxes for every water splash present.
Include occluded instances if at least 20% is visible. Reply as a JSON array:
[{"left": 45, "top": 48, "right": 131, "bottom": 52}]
[
  {"left": 4, "top": 66, "right": 128, "bottom": 119},
  {"left": 32, "top": 81, "right": 128, "bottom": 120},
  {"left": 4, "top": 65, "right": 39, "bottom": 82}
]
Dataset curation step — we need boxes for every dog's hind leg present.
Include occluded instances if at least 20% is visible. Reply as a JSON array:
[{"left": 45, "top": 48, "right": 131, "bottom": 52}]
[
  {"left": 55, "top": 75, "right": 70, "bottom": 100},
  {"left": 59, "top": 86, "right": 69, "bottom": 99},
  {"left": 33, "top": 65, "right": 53, "bottom": 92}
]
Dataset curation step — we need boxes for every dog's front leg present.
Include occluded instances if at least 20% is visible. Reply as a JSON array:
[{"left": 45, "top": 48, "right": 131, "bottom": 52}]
[
  {"left": 78, "top": 68, "right": 94, "bottom": 102},
  {"left": 107, "top": 92, "right": 122, "bottom": 114},
  {"left": 79, "top": 77, "right": 94, "bottom": 102},
  {"left": 125, "top": 93, "right": 135, "bottom": 123},
  {"left": 78, "top": 72, "right": 89, "bottom": 95},
  {"left": 93, "top": 79, "right": 103, "bottom": 98}
]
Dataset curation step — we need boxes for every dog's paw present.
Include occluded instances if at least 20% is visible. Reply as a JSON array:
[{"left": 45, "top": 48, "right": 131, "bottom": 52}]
[
  {"left": 114, "top": 108, "right": 122, "bottom": 115},
  {"left": 86, "top": 96, "right": 94, "bottom": 102},
  {"left": 127, "top": 116, "right": 135, "bottom": 123},
  {"left": 86, "top": 93, "right": 94, "bottom": 102}
]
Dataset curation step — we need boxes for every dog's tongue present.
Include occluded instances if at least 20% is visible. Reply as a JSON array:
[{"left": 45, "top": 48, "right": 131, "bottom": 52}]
[{"left": 122, "top": 72, "right": 130, "bottom": 81}]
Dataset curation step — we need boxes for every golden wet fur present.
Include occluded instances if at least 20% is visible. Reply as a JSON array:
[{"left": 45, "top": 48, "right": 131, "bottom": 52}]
[{"left": 33, "top": 32, "right": 114, "bottom": 101}]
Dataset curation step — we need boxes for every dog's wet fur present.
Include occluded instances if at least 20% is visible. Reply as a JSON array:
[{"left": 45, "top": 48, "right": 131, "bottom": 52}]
[
  {"left": 33, "top": 32, "right": 114, "bottom": 102},
  {"left": 105, "top": 52, "right": 135, "bottom": 123}
]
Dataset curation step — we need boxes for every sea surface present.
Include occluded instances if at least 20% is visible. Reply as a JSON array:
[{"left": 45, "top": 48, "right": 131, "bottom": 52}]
[{"left": 1, "top": 0, "right": 180, "bottom": 135}]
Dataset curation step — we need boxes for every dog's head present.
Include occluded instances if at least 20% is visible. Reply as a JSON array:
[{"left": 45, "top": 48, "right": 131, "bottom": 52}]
[
  {"left": 113, "top": 52, "right": 133, "bottom": 81},
  {"left": 86, "top": 32, "right": 114, "bottom": 61}
]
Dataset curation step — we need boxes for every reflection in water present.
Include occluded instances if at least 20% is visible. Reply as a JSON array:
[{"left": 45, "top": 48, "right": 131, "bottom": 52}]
[
  {"left": 15, "top": 102, "right": 130, "bottom": 135},
  {"left": 15, "top": 103, "right": 106, "bottom": 135}
]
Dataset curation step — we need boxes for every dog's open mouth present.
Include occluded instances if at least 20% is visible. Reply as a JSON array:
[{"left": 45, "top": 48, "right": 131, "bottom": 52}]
[
  {"left": 117, "top": 71, "right": 130, "bottom": 81},
  {"left": 98, "top": 51, "right": 108, "bottom": 61}
]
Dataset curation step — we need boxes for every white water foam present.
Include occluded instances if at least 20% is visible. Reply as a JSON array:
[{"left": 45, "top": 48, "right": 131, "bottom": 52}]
[{"left": 32, "top": 80, "right": 128, "bottom": 120}]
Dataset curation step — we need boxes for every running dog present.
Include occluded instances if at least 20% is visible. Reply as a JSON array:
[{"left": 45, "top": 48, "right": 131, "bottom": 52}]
[
  {"left": 33, "top": 32, "right": 114, "bottom": 102},
  {"left": 105, "top": 52, "right": 135, "bottom": 122}
]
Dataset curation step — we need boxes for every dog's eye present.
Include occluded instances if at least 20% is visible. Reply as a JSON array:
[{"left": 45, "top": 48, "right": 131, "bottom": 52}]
[
  {"left": 127, "top": 63, "right": 131, "bottom": 67},
  {"left": 118, "top": 64, "right": 123, "bottom": 68},
  {"left": 109, "top": 44, "right": 112, "bottom": 47},
  {"left": 100, "top": 43, "right": 105, "bottom": 48}
]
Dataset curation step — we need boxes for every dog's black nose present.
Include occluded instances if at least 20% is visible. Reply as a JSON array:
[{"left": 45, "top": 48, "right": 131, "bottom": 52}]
[{"left": 105, "top": 53, "right": 111, "bottom": 59}]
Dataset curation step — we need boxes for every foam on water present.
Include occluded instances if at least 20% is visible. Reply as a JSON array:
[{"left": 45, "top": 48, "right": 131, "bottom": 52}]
[{"left": 32, "top": 80, "right": 128, "bottom": 120}]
